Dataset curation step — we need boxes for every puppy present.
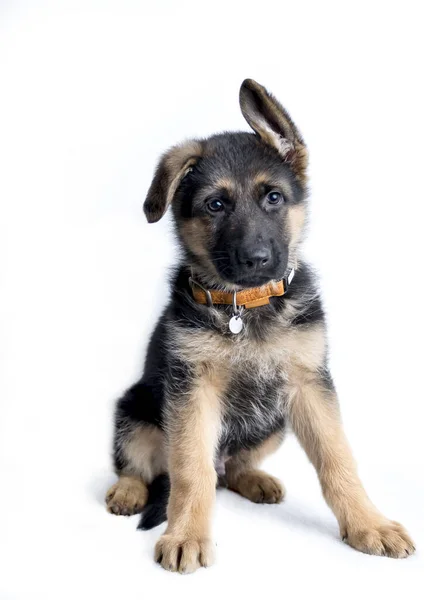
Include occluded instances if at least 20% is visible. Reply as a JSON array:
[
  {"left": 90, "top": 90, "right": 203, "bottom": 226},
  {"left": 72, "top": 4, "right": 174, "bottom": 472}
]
[{"left": 106, "top": 79, "right": 415, "bottom": 573}]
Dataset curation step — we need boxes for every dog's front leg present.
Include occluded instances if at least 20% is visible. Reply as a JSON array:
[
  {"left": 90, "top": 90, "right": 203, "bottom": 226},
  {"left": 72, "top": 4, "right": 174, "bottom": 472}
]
[
  {"left": 155, "top": 374, "right": 222, "bottom": 573},
  {"left": 288, "top": 366, "right": 415, "bottom": 558}
]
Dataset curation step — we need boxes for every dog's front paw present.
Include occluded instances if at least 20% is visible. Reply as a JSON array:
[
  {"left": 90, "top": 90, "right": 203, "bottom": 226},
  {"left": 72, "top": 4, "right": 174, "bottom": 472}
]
[
  {"left": 342, "top": 518, "right": 415, "bottom": 558},
  {"left": 154, "top": 534, "right": 215, "bottom": 574}
]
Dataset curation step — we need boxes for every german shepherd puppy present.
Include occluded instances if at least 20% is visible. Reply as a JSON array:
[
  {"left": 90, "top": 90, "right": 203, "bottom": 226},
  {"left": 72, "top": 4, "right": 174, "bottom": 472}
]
[{"left": 106, "top": 79, "right": 415, "bottom": 573}]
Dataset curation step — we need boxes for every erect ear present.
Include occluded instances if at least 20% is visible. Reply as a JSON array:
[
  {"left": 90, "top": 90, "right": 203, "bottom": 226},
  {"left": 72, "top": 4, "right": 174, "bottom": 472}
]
[
  {"left": 143, "top": 140, "right": 203, "bottom": 223},
  {"left": 239, "top": 79, "right": 308, "bottom": 184}
]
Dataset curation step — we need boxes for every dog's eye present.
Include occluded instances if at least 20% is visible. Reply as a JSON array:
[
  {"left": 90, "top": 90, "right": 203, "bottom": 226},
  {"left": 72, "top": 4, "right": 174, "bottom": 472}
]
[
  {"left": 267, "top": 191, "right": 284, "bottom": 205},
  {"left": 207, "top": 199, "right": 224, "bottom": 213}
]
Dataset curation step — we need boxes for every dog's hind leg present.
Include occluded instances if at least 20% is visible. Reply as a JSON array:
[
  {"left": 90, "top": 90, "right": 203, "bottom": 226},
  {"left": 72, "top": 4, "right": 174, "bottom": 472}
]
[
  {"left": 106, "top": 422, "right": 167, "bottom": 516},
  {"left": 225, "top": 431, "right": 286, "bottom": 504},
  {"left": 106, "top": 475, "right": 148, "bottom": 515}
]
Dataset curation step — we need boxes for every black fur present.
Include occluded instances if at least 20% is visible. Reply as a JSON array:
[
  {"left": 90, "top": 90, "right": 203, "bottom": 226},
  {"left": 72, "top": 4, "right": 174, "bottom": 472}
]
[
  {"left": 138, "top": 474, "right": 170, "bottom": 530},
  {"left": 106, "top": 79, "right": 415, "bottom": 570},
  {"left": 110, "top": 80, "right": 324, "bottom": 528},
  {"left": 113, "top": 261, "right": 325, "bottom": 524},
  {"left": 175, "top": 133, "right": 305, "bottom": 288}
]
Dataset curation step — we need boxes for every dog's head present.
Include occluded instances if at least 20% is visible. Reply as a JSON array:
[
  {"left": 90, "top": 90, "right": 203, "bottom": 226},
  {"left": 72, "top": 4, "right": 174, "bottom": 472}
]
[{"left": 144, "top": 79, "right": 308, "bottom": 289}]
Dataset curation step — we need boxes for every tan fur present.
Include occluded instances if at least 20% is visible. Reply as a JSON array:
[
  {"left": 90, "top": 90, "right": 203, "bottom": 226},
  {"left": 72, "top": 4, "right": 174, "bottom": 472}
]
[
  {"left": 226, "top": 431, "right": 285, "bottom": 503},
  {"left": 212, "top": 176, "right": 237, "bottom": 192},
  {"left": 114, "top": 78, "right": 414, "bottom": 573},
  {"left": 164, "top": 140, "right": 203, "bottom": 174},
  {"left": 179, "top": 217, "right": 229, "bottom": 287},
  {"left": 287, "top": 204, "right": 306, "bottom": 249},
  {"left": 168, "top": 321, "right": 326, "bottom": 374},
  {"left": 286, "top": 362, "right": 414, "bottom": 558},
  {"left": 291, "top": 143, "right": 309, "bottom": 185},
  {"left": 177, "top": 168, "right": 307, "bottom": 294},
  {"left": 105, "top": 425, "right": 166, "bottom": 515},
  {"left": 240, "top": 91, "right": 294, "bottom": 160},
  {"left": 144, "top": 140, "right": 203, "bottom": 223},
  {"left": 106, "top": 475, "right": 148, "bottom": 515},
  {"left": 162, "top": 140, "right": 203, "bottom": 212},
  {"left": 169, "top": 321, "right": 414, "bottom": 560},
  {"left": 155, "top": 367, "right": 226, "bottom": 573},
  {"left": 252, "top": 172, "right": 294, "bottom": 200},
  {"left": 122, "top": 424, "right": 167, "bottom": 483},
  {"left": 165, "top": 156, "right": 198, "bottom": 208},
  {"left": 253, "top": 172, "right": 274, "bottom": 186},
  {"left": 180, "top": 218, "right": 214, "bottom": 265}
]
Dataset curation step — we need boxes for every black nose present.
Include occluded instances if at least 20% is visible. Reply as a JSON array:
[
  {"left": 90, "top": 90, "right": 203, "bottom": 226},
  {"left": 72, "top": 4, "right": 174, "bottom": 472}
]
[{"left": 238, "top": 246, "right": 271, "bottom": 270}]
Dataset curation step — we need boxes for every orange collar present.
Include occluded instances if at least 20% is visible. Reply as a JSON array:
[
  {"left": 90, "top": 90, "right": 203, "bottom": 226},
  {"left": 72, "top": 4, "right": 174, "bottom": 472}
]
[{"left": 190, "top": 269, "right": 294, "bottom": 309}]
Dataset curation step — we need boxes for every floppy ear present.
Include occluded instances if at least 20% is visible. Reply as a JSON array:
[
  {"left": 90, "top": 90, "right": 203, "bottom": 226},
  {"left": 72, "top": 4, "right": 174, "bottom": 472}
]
[
  {"left": 239, "top": 79, "right": 308, "bottom": 183},
  {"left": 143, "top": 140, "right": 203, "bottom": 223}
]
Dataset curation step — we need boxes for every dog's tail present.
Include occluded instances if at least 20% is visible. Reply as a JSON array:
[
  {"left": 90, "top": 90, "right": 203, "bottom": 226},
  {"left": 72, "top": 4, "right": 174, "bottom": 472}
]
[{"left": 137, "top": 473, "right": 170, "bottom": 530}]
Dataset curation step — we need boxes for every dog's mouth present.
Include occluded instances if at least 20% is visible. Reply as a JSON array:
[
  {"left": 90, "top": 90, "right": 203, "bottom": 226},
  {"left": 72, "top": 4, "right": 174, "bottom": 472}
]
[
  {"left": 211, "top": 256, "right": 288, "bottom": 290},
  {"left": 230, "top": 274, "right": 279, "bottom": 288},
  {"left": 213, "top": 264, "right": 288, "bottom": 289}
]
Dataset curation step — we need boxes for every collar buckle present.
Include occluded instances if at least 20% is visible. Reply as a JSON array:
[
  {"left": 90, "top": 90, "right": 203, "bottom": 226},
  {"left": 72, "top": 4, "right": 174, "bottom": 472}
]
[{"left": 189, "top": 276, "right": 213, "bottom": 307}]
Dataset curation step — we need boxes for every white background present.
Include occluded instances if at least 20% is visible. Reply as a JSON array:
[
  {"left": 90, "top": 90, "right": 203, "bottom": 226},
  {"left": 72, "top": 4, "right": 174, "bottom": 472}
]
[{"left": 1, "top": 1, "right": 423, "bottom": 598}]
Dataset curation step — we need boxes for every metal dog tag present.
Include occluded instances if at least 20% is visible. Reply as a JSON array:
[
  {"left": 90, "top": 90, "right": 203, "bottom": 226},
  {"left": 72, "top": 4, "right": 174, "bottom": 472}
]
[{"left": 229, "top": 315, "right": 243, "bottom": 334}]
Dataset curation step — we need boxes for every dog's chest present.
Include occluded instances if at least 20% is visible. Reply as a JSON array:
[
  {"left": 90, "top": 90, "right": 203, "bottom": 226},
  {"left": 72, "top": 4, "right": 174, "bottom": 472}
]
[
  {"left": 170, "top": 322, "right": 326, "bottom": 454},
  {"left": 218, "top": 359, "right": 287, "bottom": 455}
]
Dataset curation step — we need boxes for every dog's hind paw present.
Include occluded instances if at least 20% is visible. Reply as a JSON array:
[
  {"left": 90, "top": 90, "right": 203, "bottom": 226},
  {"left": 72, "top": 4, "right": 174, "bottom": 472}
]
[
  {"left": 229, "top": 470, "right": 285, "bottom": 504},
  {"left": 106, "top": 476, "right": 148, "bottom": 516}
]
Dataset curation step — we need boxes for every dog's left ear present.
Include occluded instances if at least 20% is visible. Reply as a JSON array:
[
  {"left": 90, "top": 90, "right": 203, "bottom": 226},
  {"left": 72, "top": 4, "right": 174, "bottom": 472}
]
[
  {"left": 239, "top": 79, "right": 308, "bottom": 183},
  {"left": 144, "top": 140, "right": 203, "bottom": 223}
]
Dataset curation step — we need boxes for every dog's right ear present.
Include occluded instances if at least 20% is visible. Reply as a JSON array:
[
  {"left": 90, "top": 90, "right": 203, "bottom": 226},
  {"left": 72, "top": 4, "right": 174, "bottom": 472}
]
[{"left": 143, "top": 140, "right": 203, "bottom": 223}]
